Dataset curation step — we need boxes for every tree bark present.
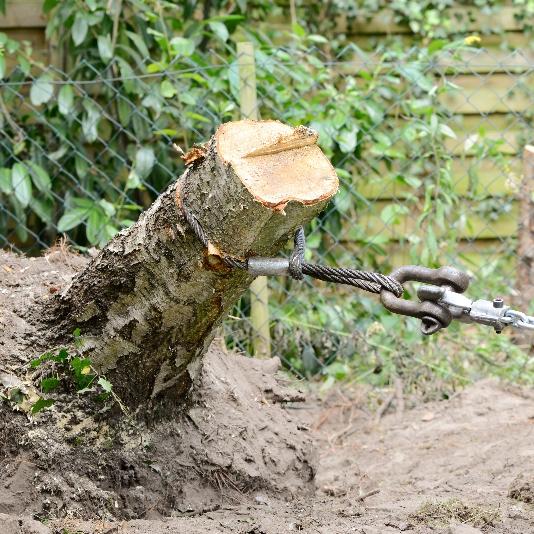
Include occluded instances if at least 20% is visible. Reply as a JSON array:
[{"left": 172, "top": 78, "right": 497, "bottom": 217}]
[{"left": 44, "top": 120, "right": 338, "bottom": 410}]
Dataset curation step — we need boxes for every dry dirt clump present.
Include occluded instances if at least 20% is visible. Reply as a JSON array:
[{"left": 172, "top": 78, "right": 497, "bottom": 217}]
[
  {"left": 410, "top": 498, "right": 501, "bottom": 529},
  {"left": 508, "top": 473, "right": 534, "bottom": 504}
]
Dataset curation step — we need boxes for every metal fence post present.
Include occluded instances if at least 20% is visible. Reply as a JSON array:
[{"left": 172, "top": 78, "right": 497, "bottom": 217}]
[{"left": 237, "top": 41, "right": 271, "bottom": 359}]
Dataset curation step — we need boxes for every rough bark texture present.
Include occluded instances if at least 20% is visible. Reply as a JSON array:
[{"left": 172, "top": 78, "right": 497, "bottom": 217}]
[
  {"left": 515, "top": 146, "right": 534, "bottom": 351},
  {"left": 42, "top": 120, "right": 338, "bottom": 409}
]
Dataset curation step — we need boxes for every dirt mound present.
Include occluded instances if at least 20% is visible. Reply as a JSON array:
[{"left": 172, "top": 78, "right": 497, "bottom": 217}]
[
  {"left": 0, "top": 347, "right": 314, "bottom": 521},
  {"left": 0, "top": 250, "right": 315, "bottom": 522}
]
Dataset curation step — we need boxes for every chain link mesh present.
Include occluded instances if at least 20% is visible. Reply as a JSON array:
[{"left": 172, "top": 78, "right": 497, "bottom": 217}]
[{"left": 1, "top": 42, "right": 532, "bottom": 381}]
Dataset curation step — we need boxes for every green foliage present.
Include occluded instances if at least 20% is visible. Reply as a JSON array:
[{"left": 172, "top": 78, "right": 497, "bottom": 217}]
[{"left": 29, "top": 331, "right": 116, "bottom": 414}]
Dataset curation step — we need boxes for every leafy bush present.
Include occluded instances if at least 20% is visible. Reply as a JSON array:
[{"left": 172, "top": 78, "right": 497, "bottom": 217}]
[{"left": 0, "top": 1, "right": 529, "bottom": 388}]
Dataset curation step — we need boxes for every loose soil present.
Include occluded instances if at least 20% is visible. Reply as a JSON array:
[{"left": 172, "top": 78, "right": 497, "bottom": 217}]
[{"left": 1, "top": 251, "right": 534, "bottom": 533}]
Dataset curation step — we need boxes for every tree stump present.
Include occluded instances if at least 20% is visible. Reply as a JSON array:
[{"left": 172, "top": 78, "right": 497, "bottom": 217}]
[
  {"left": 39, "top": 120, "right": 338, "bottom": 409},
  {"left": 0, "top": 120, "right": 338, "bottom": 519}
]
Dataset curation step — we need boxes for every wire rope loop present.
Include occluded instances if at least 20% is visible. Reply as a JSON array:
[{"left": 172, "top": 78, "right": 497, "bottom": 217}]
[{"left": 288, "top": 226, "right": 305, "bottom": 280}]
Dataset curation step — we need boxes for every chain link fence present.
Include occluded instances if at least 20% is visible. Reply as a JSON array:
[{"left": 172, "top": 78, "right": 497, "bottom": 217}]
[{"left": 1, "top": 41, "right": 532, "bottom": 386}]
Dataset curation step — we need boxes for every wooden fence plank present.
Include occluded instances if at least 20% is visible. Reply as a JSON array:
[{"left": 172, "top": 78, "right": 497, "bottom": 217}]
[
  {"left": 0, "top": 1, "right": 45, "bottom": 28},
  {"left": 439, "top": 73, "right": 533, "bottom": 114}
]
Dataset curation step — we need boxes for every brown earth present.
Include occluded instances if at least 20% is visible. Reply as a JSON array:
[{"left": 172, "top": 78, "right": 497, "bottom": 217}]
[{"left": 1, "top": 251, "right": 534, "bottom": 533}]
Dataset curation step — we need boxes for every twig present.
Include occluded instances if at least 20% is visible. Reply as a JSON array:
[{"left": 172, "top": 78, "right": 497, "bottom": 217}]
[
  {"left": 357, "top": 488, "right": 380, "bottom": 501},
  {"left": 0, "top": 93, "right": 25, "bottom": 143},
  {"left": 374, "top": 391, "right": 395, "bottom": 423}
]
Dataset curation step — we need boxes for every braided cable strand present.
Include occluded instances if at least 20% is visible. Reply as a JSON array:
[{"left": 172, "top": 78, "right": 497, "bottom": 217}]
[
  {"left": 182, "top": 206, "right": 247, "bottom": 270},
  {"left": 182, "top": 205, "right": 403, "bottom": 297}
]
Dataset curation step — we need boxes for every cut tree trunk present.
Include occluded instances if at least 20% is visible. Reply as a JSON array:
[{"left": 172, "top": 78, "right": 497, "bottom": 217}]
[{"left": 43, "top": 120, "right": 338, "bottom": 410}]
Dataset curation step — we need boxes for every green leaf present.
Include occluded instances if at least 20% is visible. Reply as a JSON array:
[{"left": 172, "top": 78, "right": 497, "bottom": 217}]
[
  {"left": 41, "top": 377, "right": 60, "bottom": 392},
  {"left": 58, "top": 84, "right": 74, "bottom": 115},
  {"left": 99, "top": 199, "right": 115, "bottom": 217},
  {"left": 439, "top": 123, "right": 457, "bottom": 139},
  {"left": 11, "top": 163, "right": 32, "bottom": 207},
  {"left": 154, "top": 129, "right": 177, "bottom": 137},
  {"left": 31, "top": 397, "right": 54, "bottom": 414},
  {"left": 28, "top": 162, "right": 51, "bottom": 193},
  {"left": 133, "top": 146, "right": 155, "bottom": 180},
  {"left": 0, "top": 56, "right": 5, "bottom": 79},
  {"left": 72, "top": 13, "right": 88, "bottom": 46},
  {"left": 82, "top": 100, "right": 100, "bottom": 143},
  {"left": 17, "top": 54, "right": 30, "bottom": 76},
  {"left": 30, "top": 75, "right": 54, "bottom": 106},
  {"left": 160, "top": 79, "right": 177, "bottom": 99},
  {"left": 30, "top": 197, "right": 53, "bottom": 224},
  {"left": 97, "top": 34, "right": 113, "bottom": 63},
  {"left": 86, "top": 208, "right": 104, "bottom": 245},
  {"left": 70, "top": 356, "right": 94, "bottom": 390},
  {"left": 98, "top": 377, "right": 113, "bottom": 393},
  {"left": 337, "top": 127, "right": 359, "bottom": 154},
  {"left": 126, "top": 31, "right": 150, "bottom": 59},
  {"left": 209, "top": 21, "right": 229, "bottom": 42},
  {"left": 0, "top": 167, "right": 11, "bottom": 193},
  {"left": 54, "top": 348, "right": 69, "bottom": 363},
  {"left": 428, "top": 39, "right": 447, "bottom": 54},
  {"left": 398, "top": 65, "right": 433, "bottom": 92},
  {"left": 169, "top": 37, "right": 195, "bottom": 56},
  {"left": 31, "top": 352, "right": 53, "bottom": 368},
  {"left": 380, "top": 204, "right": 409, "bottom": 226},
  {"left": 57, "top": 207, "right": 91, "bottom": 232},
  {"left": 43, "top": 0, "right": 59, "bottom": 13}
]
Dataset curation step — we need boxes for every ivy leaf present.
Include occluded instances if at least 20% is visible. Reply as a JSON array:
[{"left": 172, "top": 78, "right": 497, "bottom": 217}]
[
  {"left": 28, "top": 162, "right": 51, "bottom": 193},
  {"left": 30, "top": 75, "right": 54, "bottom": 106},
  {"left": 0, "top": 167, "right": 11, "bottom": 193},
  {"left": 72, "top": 13, "right": 88, "bottom": 46},
  {"left": 41, "top": 377, "right": 60, "bottom": 392},
  {"left": 58, "top": 84, "right": 74, "bottom": 115},
  {"left": 57, "top": 207, "right": 91, "bottom": 232},
  {"left": 11, "top": 163, "right": 32, "bottom": 207},
  {"left": 31, "top": 397, "right": 54, "bottom": 414},
  {"left": 97, "top": 34, "right": 113, "bottom": 63}
]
